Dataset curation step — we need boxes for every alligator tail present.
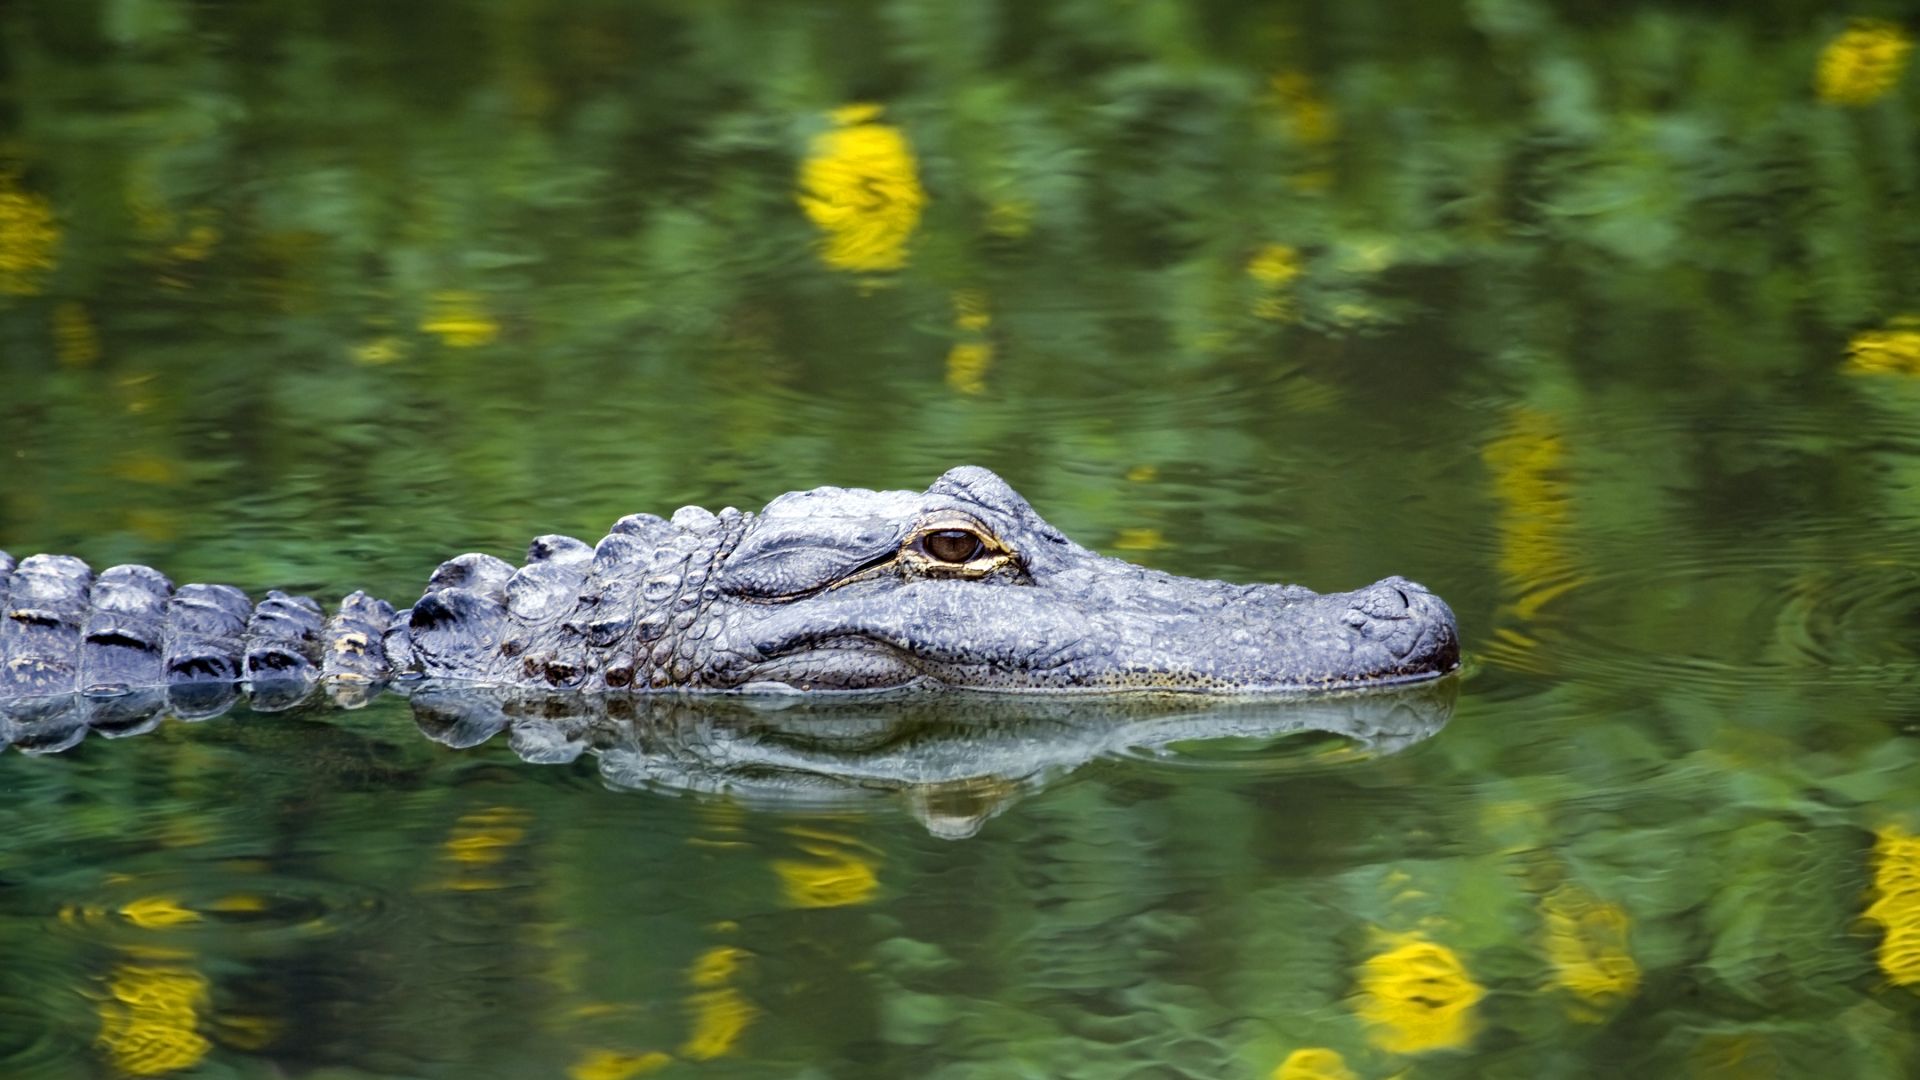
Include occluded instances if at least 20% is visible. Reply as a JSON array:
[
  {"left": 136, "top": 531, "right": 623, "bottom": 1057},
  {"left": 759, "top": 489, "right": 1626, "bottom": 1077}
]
[{"left": 0, "top": 551, "right": 397, "bottom": 714}]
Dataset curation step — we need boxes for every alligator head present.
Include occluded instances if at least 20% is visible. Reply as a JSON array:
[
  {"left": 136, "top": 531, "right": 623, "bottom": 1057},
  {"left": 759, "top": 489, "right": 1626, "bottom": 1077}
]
[{"left": 697, "top": 466, "right": 1459, "bottom": 693}]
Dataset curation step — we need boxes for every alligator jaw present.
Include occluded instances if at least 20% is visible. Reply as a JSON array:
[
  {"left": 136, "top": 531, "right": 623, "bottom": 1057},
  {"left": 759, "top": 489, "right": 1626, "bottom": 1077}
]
[{"left": 738, "top": 566, "right": 1460, "bottom": 694}]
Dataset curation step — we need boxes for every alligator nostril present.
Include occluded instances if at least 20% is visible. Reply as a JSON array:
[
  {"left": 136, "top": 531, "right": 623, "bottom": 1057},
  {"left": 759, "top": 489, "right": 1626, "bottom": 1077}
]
[{"left": 1347, "top": 583, "right": 1413, "bottom": 624}]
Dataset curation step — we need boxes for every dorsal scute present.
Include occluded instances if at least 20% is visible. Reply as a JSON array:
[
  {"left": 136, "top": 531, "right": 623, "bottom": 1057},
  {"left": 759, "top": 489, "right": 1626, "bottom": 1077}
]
[
  {"left": 425, "top": 553, "right": 514, "bottom": 601},
  {"left": 163, "top": 583, "right": 252, "bottom": 697},
  {"left": 8, "top": 554, "right": 93, "bottom": 620},
  {"left": 669, "top": 505, "right": 719, "bottom": 531},
  {"left": 92, "top": 564, "right": 174, "bottom": 612},
  {"left": 591, "top": 532, "right": 647, "bottom": 575},
  {"left": 504, "top": 537, "right": 596, "bottom": 652},
  {"left": 0, "top": 554, "right": 94, "bottom": 697},
  {"left": 508, "top": 555, "right": 591, "bottom": 623},
  {"left": 324, "top": 591, "right": 398, "bottom": 692},
  {"left": 525, "top": 534, "right": 592, "bottom": 566},
  {"left": 245, "top": 592, "right": 325, "bottom": 705},
  {"left": 79, "top": 564, "right": 175, "bottom": 694},
  {"left": 408, "top": 586, "right": 508, "bottom": 679},
  {"left": 563, "top": 529, "right": 654, "bottom": 654},
  {"left": 610, "top": 513, "right": 674, "bottom": 545}
]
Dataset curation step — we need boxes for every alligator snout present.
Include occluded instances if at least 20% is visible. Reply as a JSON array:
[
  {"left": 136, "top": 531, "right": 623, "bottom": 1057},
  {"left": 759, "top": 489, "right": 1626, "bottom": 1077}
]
[{"left": 1342, "top": 577, "right": 1459, "bottom": 672}]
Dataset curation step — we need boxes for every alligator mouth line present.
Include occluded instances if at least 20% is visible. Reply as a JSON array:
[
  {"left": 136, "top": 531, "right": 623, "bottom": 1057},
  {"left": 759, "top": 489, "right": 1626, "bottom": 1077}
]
[{"left": 749, "top": 634, "right": 1459, "bottom": 696}]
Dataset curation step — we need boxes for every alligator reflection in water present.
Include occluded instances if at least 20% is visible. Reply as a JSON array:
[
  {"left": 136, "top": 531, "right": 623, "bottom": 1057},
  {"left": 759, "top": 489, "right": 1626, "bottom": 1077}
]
[{"left": 2, "top": 680, "right": 1455, "bottom": 838}]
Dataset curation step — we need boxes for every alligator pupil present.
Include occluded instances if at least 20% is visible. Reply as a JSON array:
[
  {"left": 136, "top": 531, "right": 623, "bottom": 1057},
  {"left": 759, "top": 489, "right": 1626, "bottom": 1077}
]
[{"left": 925, "top": 530, "right": 983, "bottom": 563}]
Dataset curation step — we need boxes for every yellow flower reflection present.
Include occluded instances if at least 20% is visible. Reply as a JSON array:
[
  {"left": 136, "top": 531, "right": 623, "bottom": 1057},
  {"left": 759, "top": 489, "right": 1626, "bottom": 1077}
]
[
  {"left": 687, "top": 945, "right": 750, "bottom": 988},
  {"left": 1273, "top": 1047, "right": 1358, "bottom": 1080},
  {"left": 985, "top": 197, "right": 1033, "bottom": 239},
  {"left": 1865, "top": 824, "right": 1920, "bottom": 986},
  {"left": 772, "top": 827, "right": 880, "bottom": 908},
  {"left": 1352, "top": 932, "right": 1485, "bottom": 1054},
  {"left": 120, "top": 896, "right": 203, "bottom": 931},
  {"left": 0, "top": 171, "right": 60, "bottom": 295},
  {"left": 570, "top": 947, "right": 752, "bottom": 1076},
  {"left": 1249, "top": 244, "right": 1303, "bottom": 321},
  {"left": 1816, "top": 19, "right": 1913, "bottom": 106},
  {"left": 443, "top": 813, "right": 526, "bottom": 864},
  {"left": 1269, "top": 71, "right": 1339, "bottom": 146},
  {"left": 1112, "top": 527, "right": 1167, "bottom": 552},
  {"left": 1845, "top": 317, "right": 1920, "bottom": 376},
  {"left": 428, "top": 806, "right": 529, "bottom": 892},
  {"left": 166, "top": 221, "right": 221, "bottom": 264},
  {"left": 353, "top": 335, "right": 409, "bottom": 366},
  {"left": 797, "top": 104, "right": 926, "bottom": 272},
  {"left": 1540, "top": 884, "right": 1640, "bottom": 1018},
  {"left": 96, "top": 961, "right": 211, "bottom": 1076},
  {"left": 773, "top": 848, "right": 878, "bottom": 908},
  {"left": 946, "top": 343, "right": 992, "bottom": 394},
  {"left": 946, "top": 289, "right": 994, "bottom": 394},
  {"left": 570, "top": 1049, "right": 672, "bottom": 1080},
  {"left": 952, "top": 289, "right": 991, "bottom": 332},
  {"left": 1249, "top": 244, "right": 1302, "bottom": 287},
  {"left": 680, "top": 945, "right": 758, "bottom": 1060},
  {"left": 1483, "top": 407, "right": 1579, "bottom": 624},
  {"left": 54, "top": 301, "right": 102, "bottom": 367},
  {"left": 681, "top": 989, "right": 756, "bottom": 1060},
  {"left": 422, "top": 291, "right": 501, "bottom": 347}
]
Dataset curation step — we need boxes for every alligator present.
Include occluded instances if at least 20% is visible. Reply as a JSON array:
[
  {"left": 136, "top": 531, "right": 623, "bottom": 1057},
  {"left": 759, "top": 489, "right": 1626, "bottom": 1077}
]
[{"left": 0, "top": 466, "right": 1458, "bottom": 712}]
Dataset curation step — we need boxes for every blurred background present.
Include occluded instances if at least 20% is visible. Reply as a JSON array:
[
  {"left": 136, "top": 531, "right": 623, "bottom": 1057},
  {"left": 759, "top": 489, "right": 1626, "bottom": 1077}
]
[
  {"left": 2, "top": 0, "right": 1914, "bottom": 596},
  {"left": 4, "top": 1, "right": 1920, "bottom": 1077}
]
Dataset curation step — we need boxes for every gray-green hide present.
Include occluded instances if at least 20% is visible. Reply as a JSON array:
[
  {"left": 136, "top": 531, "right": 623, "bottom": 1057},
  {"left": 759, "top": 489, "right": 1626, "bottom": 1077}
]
[{"left": 0, "top": 467, "right": 1460, "bottom": 703}]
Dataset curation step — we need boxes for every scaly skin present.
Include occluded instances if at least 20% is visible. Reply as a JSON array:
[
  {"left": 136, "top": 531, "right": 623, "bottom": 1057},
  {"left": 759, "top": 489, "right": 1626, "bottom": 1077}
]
[{"left": 0, "top": 466, "right": 1459, "bottom": 705}]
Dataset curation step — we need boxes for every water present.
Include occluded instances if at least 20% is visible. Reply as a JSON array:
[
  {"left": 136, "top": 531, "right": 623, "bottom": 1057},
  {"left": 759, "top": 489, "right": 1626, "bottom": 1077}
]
[{"left": 5, "top": 0, "right": 1920, "bottom": 1076}]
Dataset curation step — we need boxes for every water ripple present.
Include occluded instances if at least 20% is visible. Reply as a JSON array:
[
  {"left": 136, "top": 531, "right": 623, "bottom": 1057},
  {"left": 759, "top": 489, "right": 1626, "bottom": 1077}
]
[
  {"left": 48, "top": 870, "right": 390, "bottom": 956},
  {"left": 1483, "top": 538, "right": 1920, "bottom": 699}
]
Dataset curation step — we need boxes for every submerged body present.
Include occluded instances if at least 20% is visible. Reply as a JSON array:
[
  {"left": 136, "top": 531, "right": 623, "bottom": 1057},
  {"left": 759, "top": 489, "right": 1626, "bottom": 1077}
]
[{"left": 0, "top": 467, "right": 1459, "bottom": 703}]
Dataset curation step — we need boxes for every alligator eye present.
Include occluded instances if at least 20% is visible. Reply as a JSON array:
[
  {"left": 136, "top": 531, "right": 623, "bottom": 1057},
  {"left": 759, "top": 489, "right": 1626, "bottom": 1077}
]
[{"left": 922, "top": 529, "right": 985, "bottom": 564}]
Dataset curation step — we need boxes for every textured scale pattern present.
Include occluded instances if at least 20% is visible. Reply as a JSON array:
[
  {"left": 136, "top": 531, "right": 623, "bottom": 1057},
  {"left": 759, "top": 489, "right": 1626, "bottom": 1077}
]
[
  {"left": 0, "top": 552, "right": 357, "bottom": 718},
  {"left": 398, "top": 506, "right": 752, "bottom": 692},
  {"left": 0, "top": 466, "right": 1462, "bottom": 714}
]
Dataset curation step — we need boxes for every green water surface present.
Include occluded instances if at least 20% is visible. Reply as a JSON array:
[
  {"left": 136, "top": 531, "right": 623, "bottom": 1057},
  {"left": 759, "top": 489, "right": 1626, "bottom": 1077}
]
[{"left": 5, "top": 0, "right": 1920, "bottom": 1076}]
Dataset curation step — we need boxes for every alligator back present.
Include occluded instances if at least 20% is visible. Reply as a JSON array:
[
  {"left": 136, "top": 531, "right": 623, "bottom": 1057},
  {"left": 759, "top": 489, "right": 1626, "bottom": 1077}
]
[{"left": 0, "top": 550, "right": 395, "bottom": 710}]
